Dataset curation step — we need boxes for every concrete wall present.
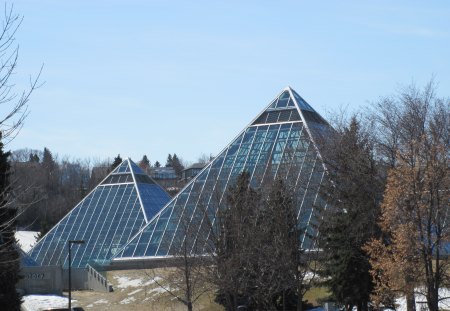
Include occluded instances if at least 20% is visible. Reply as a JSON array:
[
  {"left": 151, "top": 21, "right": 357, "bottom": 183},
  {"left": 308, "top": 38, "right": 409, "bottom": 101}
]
[
  {"left": 87, "top": 265, "right": 113, "bottom": 292},
  {"left": 62, "top": 268, "right": 88, "bottom": 290},
  {"left": 18, "top": 266, "right": 63, "bottom": 295},
  {"left": 19, "top": 266, "right": 89, "bottom": 294}
]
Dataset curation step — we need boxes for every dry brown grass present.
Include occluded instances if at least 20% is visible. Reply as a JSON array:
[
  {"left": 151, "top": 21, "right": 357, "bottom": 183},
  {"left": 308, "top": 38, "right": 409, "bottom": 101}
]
[{"left": 69, "top": 269, "right": 223, "bottom": 311}]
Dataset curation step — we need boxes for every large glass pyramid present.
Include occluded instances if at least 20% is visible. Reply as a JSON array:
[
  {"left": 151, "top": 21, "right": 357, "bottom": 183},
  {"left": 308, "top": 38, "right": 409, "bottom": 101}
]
[
  {"left": 28, "top": 159, "right": 171, "bottom": 268},
  {"left": 113, "top": 87, "right": 328, "bottom": 260}
]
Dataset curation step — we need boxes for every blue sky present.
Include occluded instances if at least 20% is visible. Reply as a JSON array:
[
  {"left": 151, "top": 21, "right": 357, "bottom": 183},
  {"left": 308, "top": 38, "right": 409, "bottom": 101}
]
[{"left": 7, "top": 0, "right": 450, "bottom": 165}]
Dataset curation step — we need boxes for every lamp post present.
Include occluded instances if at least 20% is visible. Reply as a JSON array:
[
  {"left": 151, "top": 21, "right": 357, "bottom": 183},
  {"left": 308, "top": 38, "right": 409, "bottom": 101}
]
[{"left": 68, "top": 240, "right": 85, "bottom": 310}]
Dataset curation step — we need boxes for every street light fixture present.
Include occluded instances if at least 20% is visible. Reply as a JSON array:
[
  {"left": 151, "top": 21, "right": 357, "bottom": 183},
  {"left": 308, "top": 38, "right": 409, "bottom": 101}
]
[{"left": 68, "top": 240, "right": 85, "bottom": 310}]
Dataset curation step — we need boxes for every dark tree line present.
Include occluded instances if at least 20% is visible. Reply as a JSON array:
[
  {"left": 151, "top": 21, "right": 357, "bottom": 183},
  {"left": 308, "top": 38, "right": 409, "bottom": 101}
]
[
  {"left": 12, "top": 148, "right": 92, "bottom": 235},
  {"left": 0, "top": 133, "right": 22, "bottom": 310}
]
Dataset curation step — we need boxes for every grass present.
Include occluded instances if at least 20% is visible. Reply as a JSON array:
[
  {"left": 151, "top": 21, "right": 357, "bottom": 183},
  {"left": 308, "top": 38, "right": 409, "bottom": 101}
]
[{"left": 304, "top": 287, "right": 331, "bottom": 306}]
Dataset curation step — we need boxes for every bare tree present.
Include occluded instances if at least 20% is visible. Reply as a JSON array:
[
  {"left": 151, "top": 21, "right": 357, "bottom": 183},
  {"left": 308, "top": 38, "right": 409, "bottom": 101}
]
[
  {"left": 208, "top": 171, "right": 319, "bottom": 311},
  {"left": 0, "top": 5, "right": 42, "bottom": 143},
  {"left": 146, "top": 196, "right": 214, "bottom": 311},
  {"left": 365, "top": 81, "right": 450, "bottom": 311},
  {"left": 0, "top": 4, "right": 41, "bottom": 310}
]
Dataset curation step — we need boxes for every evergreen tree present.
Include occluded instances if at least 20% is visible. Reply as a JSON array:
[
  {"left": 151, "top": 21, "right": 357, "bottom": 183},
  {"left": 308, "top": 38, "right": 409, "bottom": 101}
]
[
  {"left": 139, "top": 155, "right": 150, "bottom": 171},
  {"left": 165, "top": 154, "right": 173, "bottom": 167},
  {"left": 41, "top": 147, "right": 59, "bottom": 197},
  {"left": 172, "top": 153, "right": 184, "bottom": 177},
  {"left": 42, "top": 147, "right": 56, "bottom": 172},
  {"left": 28, "top": 153, "right": 39, "bottom": 163},
  {"left": 154, "top": 161, "right": 161, "bottom": 168},
  {"left": 111, "top": 154, "right": 122, "bottom": 171},
  {"left": 319, "top": 117, "right": 382, "bottom": 311},
  {"left": 0, "top": 132, "right": 22, "bottom": 310}
]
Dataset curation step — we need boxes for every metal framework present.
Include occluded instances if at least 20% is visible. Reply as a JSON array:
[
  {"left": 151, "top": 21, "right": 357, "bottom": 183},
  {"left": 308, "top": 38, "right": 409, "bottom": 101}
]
[
  {"left": 27, "top": 159, "right": 171, "bottom": 268},
  {"left": 113, "top": 87, "right": 329, "bottom": 260}
]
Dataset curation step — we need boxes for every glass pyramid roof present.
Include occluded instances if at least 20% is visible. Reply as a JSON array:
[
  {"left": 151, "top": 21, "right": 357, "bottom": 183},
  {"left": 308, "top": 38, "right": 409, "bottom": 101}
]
[
  {"left": 27, "top": 159, "right": 171, "bottom": 268},
  {"left": 113, "top": 87, "right": 329, "bottom": 260}
]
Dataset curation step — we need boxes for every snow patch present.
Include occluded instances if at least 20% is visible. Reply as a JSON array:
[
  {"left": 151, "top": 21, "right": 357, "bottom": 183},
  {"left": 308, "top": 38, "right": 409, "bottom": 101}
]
[
  {"left": 113, "top": 275, "right": 162, "bottom": 289},
  {"left": 120, "top": 296, "right": 136, "bottom": 304},
  {"left": 395, "top": 288, "right": 450, "bottom": 311},
  {"left": 148, "top": 287, "right": 168, "bottom": 295},
  {"left": 94, "top": 299, "right": 108, "bottom": 304},
  {"left": 15, "top": 231, "right": 39, "bottom": 252},
  {"left": 114, "top": 276, "right": 143, "bottom": 289},
  {"left": 22, "top": 294, "right": 75, "bottom": 311},
  {"left": 128, "top": 288, "right": 143, "bottom": 296}
]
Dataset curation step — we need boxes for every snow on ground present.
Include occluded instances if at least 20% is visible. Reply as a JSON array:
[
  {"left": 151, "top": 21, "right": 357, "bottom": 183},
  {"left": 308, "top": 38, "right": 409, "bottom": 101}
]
[
  {"left": 113, "top": 275, "right": 162, "bottom": 289},
  {"left": 148, "top": 287, "right": 168, "bottom": 295},
  {"left": 120, "top": 296, "right": 136, "bottom": 304},
  {"left": 22, "top": 294, "right": 74, "bottom": 311},
  {"left": 85, "top": 299, "right": 109, "bottom": 308},
  {"left": 128, "top": 288, "right": 143, "bottom": 296},
  {"left": 390, "top": 288, "right": 450, "bottom": 311},
  {"left": 15, "top": 231, "right": 39, "bottom": 252}
]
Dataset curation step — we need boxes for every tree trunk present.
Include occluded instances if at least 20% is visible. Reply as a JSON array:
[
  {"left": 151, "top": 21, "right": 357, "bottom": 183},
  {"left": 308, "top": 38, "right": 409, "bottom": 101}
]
[
  {"left": 187, "top": 301, "right": 193, "bottom": 311},
  {"left": 427, "top": 287, "right": 439, "bottom": 311},
  {"left": 297, "top": 282, "right": 303, "bottom": 311},
  {"left": 361, "top": 300, "right": 368, "bottom": 311},
  {"left": 406, "top": 290, "right": 416, "bottom": 311}
]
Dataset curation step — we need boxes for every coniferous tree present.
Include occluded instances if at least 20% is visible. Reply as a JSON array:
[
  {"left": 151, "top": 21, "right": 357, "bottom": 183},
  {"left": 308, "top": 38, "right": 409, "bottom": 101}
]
[
  {"left": 172, "top": 154, "right": 184, "bottom": 177},
  {"left": 42, "top": 148, "right": 55, "bottom": 170},
  {"left": 319, "top": 117, "right": 382, "bottom": 311},
  {"left": 28, "top": 153, "right": 39, "bottom": 163},
  {"left": 0, "top": 132, "right": 22, "bottom": 310},
  {"left": 111, "top": 154, "right": 122, "bottom": 171},
  {"left": 41, "top": 147, "right": 58, "bottom": 185},
  {"left": 139, "top": 155, "right": 150, "bottom": 171},
  {"left": 165, "top": 154, "right": 173, "bottom": 167},
  {"left": 154, "top": 161, "right": 161, "bottom": 168}
]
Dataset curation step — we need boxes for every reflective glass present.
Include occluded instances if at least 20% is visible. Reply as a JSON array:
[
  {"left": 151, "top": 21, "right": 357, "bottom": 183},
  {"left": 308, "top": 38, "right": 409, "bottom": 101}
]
[
  {"left": 28, "top": 159, "right": 170, "bottom": 268},
  {"left": 113, "top": 87, "right": 329, "bottom": 260}
]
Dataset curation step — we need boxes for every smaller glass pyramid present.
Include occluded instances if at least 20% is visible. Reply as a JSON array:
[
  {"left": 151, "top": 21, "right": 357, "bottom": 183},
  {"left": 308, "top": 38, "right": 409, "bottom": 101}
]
[{"left": 27, "top": 158, "right": 171, "bottom": 268}]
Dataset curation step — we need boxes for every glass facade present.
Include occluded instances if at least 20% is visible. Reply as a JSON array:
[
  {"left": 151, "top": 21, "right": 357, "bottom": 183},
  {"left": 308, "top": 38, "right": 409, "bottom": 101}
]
[
  {"left": 27, "top": 159, "right": 171, "bottom": 268},
  {"left": 114, "top": 87, "right": 328, "bottom": 260}
]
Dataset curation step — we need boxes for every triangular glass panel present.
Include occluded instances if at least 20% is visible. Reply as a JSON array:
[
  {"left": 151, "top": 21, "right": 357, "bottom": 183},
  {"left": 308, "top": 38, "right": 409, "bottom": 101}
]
[
  {"left": 130, "top": 161, "right": 147, "bottom": 175},
  {"left": 112, "top": 161, "right": 130, "bottom": 174},
  {"left": 291, "top": 89, "right": 315, "bottom": 112},
  {"left": 276, "top": 91, "right": 290, "bottom": 108}
]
